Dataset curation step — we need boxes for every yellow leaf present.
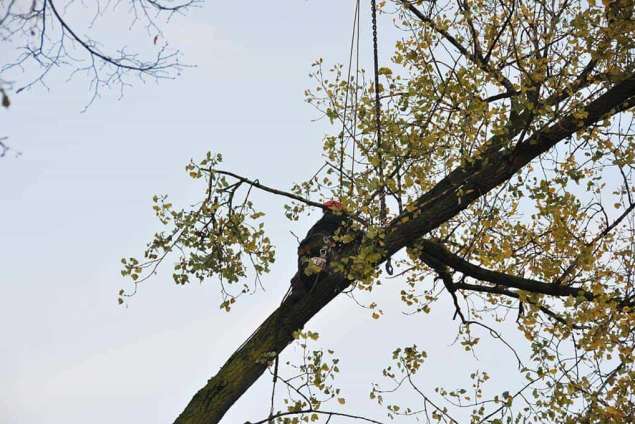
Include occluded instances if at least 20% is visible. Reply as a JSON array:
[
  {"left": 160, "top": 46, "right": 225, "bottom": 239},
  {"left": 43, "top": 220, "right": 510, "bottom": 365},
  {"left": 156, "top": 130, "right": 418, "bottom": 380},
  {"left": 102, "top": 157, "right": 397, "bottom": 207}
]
[{"left": 605, "top": 406, "right": 623, "bottom": 418}]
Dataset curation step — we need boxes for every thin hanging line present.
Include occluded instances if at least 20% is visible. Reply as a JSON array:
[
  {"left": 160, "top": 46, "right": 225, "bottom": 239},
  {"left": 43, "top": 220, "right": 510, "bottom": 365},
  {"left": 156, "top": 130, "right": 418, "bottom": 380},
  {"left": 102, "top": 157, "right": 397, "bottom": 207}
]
[
  {"left": 371, "top": 0, "right": 386, "bottom": 223},
  {"left": 350, "top": 0, "right": 360, "bottom": 196},
  {"left": 339, "top": 0, "right": 361, "bottom": 198}
]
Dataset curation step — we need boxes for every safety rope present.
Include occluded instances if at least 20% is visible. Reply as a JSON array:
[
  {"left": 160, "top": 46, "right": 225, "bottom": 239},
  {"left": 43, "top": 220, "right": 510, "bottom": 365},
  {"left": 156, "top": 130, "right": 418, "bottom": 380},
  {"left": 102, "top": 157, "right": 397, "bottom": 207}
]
[
  {"left": 339, "top": 0, "right": 361, "bottom": 197},
  {"left": 350, "top": 0, "right": 360, "bottom": 196}
]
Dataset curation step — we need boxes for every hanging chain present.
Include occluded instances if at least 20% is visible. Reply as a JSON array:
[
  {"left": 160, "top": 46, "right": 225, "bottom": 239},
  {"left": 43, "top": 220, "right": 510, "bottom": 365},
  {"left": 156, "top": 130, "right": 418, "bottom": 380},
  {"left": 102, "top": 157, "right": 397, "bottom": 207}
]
[
  {"left": 371, "top": 1, "right": 393, "bottom": 275},
  {"left": 371, "top": 0, "right": 387, "bottom": 223}
]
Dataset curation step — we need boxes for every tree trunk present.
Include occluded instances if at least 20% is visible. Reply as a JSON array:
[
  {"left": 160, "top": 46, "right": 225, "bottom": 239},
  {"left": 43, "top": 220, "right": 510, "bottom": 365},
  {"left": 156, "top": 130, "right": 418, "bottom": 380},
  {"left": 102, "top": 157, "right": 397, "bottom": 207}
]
[{"left": 174, "top": 274, "right": 349, "bottom": 424}]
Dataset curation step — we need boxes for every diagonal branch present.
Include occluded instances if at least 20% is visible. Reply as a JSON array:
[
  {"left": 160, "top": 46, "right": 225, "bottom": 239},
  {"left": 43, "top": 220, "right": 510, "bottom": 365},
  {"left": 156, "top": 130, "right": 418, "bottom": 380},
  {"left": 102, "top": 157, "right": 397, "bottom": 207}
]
[
  {"left": 416, "top": 239, "right": 594, "bottom": 300},
  {"left": 449, "top": 279, "right": 581, "bottom": 327},
  {"left": 209, "top": 169, "right": 368, "bottom": 225},
  {"left": 210, "top": 169, "right": 325, "bottom": 210}
]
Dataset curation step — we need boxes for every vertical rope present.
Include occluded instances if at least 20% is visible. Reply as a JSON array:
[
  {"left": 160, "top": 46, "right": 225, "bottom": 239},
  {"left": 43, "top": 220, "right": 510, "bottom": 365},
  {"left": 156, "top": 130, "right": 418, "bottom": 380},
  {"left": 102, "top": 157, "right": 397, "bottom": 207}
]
[
  {"left": 350, "top": 0, "right": 360, "bottom": 196},
  {"left": 371, "top": 0, "right": 387, "bottom": 223},
  {"left": 339, "top": 0, "right": 361, "bottom": 198}
]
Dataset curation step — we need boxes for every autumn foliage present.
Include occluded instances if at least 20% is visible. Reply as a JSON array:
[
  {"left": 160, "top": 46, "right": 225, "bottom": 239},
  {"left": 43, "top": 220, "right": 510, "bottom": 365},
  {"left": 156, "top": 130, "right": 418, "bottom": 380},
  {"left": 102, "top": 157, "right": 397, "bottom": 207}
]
[{"left": 123, "top": 0, "right": 635, "bottom": 422}]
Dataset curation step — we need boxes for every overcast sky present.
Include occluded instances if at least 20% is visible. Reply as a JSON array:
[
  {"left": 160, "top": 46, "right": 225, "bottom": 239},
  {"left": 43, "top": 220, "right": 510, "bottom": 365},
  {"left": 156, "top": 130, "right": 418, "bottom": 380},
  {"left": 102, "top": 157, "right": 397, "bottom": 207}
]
[{"left": 1, "top": 2, "right": 527, "bottom": 423}]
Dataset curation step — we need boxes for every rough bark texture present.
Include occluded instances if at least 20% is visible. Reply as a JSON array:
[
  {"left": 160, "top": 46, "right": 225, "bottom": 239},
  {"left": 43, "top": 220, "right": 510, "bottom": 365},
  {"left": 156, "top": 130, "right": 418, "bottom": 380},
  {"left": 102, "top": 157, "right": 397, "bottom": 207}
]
[{"left": 174, "top": 74, "right": 635, "bottom": 424}]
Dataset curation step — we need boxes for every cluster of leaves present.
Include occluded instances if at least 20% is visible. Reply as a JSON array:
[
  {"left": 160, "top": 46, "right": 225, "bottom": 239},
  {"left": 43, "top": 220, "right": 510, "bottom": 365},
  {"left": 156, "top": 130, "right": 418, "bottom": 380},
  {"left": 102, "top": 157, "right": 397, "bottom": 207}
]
[
  {"left": 263, "top": 331, "right": 347, "bottom": 424},
  {"left": 369, "top": 345, "right": 448, "bottom": 421},
  {"left": 120, "top": 152, "right": 275, "bottom": 310}
]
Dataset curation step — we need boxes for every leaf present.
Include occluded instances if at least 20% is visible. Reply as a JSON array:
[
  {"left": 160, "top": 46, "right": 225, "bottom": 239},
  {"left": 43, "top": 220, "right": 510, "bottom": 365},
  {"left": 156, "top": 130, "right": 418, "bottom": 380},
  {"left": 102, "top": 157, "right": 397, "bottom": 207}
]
[{"left": 605, "top": 406, "right": 623, "bottom": 417}]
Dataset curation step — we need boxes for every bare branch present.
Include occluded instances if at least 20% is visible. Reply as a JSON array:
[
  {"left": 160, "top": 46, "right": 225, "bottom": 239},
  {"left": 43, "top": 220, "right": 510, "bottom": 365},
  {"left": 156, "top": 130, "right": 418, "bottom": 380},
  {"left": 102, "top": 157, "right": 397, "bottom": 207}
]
[{"left": 247, "top": 409, "right": 386, "bottom": 424}]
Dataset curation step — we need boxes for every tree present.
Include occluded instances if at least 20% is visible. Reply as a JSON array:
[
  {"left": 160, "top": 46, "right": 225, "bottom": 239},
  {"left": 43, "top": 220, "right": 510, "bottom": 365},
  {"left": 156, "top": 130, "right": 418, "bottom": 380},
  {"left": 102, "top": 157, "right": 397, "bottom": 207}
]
[
  {"left": 9, "top": 0, "right": 634, "bottom": 422},
  {"left": 119, "top": 0, "right": 635, "bottom": 421}
]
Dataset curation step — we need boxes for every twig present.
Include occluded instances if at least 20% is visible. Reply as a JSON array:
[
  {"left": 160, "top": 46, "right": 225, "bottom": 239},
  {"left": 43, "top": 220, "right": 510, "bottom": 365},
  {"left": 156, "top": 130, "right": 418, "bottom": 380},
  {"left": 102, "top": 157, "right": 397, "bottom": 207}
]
[
  {"left": 210, "top": 169, "right": 325, "bottom": 209},
  {"left": 267, "top": 355, "right": 279, "bottom": 423},
  {"left": 209, "top": 168, "right": 369, "bottom": 225},
  {"left": 247, "top": 409, "right": 386, "bottom": 424}
]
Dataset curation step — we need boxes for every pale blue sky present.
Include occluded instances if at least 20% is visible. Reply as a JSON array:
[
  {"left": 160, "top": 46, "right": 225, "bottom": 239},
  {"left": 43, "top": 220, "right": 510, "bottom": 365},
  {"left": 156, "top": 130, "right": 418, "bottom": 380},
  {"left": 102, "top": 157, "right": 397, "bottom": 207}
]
[{"left": 1, "top": 2, "right": 526, "bottom": 423}]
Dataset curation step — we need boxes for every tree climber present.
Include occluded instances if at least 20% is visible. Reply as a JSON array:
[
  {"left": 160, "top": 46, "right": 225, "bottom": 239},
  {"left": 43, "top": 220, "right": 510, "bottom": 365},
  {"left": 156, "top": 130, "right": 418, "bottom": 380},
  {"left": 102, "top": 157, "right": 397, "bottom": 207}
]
[{"left": 289, "top": 200, "right": 347, "bottom": 299}]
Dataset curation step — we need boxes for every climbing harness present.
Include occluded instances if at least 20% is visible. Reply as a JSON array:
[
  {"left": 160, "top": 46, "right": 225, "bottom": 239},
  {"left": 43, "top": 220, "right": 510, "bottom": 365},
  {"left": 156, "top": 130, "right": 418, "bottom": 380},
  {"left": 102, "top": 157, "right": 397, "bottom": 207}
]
[
  {"left": 306, "top": 234, "right": 336, "bottom": 287},
  {"left": 319, "top": 235, "right": 334, "bottom": 263}
]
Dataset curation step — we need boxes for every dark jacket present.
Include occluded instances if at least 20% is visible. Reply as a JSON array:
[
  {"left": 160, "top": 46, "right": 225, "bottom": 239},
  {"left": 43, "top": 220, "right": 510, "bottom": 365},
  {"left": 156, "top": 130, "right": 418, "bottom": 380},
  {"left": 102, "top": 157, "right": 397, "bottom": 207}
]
[{"left": 290, "top": 211, "right": 347, "bottom": 294}]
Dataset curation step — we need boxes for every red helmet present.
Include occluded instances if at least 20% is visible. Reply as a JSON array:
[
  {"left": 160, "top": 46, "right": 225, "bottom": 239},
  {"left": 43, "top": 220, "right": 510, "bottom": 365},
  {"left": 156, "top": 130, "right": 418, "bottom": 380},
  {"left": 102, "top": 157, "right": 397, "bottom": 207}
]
[{"left": 323, "top": 200, "right": 343, "bottom": 211}]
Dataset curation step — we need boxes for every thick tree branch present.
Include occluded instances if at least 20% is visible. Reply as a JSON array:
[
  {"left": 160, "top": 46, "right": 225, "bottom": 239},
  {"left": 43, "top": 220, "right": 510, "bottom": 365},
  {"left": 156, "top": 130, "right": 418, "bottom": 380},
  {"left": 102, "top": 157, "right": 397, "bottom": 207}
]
[
  {"left": 416, "top": 239, "right": 594, "bottom": 300},
  {"left": 417, "top": 238, "right": 635, "bottom": 312},
  {"left": 449, "top": 279, "right": 579, "bottom": 327}
]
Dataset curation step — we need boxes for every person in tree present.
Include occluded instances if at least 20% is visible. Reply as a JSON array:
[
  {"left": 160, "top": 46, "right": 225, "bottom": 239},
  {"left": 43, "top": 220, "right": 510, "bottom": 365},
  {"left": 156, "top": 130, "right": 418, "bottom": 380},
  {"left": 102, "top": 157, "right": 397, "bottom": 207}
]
[{"left": 289, "top": 200, "right": 347, "bottom": 299}]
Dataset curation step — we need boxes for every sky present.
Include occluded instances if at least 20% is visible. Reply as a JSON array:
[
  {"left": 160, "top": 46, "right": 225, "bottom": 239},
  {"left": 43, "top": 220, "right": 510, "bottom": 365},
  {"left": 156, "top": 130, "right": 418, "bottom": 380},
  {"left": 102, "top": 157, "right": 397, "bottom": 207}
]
[{"left": 1, "top": 2, "right": 528, "bottom": 423}]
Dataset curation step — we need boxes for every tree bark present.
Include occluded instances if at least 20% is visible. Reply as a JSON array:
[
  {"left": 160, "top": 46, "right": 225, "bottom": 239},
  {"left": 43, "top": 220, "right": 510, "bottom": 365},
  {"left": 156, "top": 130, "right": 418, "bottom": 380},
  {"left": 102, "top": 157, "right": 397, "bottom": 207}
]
[{"left": 174, "top": 74, "right": 635, "bottom": 424}]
